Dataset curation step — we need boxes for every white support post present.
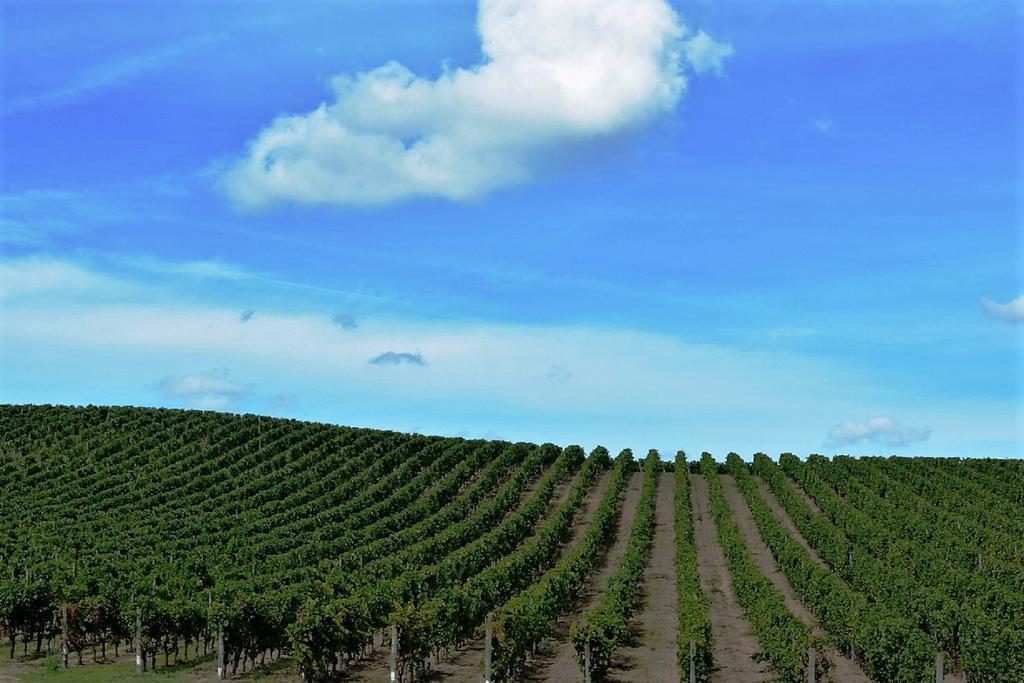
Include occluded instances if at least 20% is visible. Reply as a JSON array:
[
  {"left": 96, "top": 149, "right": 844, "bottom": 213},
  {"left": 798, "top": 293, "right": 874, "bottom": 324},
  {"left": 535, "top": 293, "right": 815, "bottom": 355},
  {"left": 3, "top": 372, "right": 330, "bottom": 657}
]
[
  {"left": 389, "top": 624, "right": 398, "bottom": 683},
  {"left": 935, "top": 652, "right": 944, "bottom": 683},
  {"left": 689, "top": 641, "right": 696, "bottom": 683},
  {"left": 217, "top": 627, "right": 225, "bottom": 680},
  {"left": 584, "top": 640, "right": 592, "bottom": 683},
  {"left": 135, "top": 614, "right": 143, "bottom": 673},
  {"left": 483, "top": 612, "right": 493, "bottom": 683},
  {"left": 808, "top": 647, "right": 816, "bottom": 683},
  {"left": 60, "top": 606, "right": 69, "bottom": 669}
]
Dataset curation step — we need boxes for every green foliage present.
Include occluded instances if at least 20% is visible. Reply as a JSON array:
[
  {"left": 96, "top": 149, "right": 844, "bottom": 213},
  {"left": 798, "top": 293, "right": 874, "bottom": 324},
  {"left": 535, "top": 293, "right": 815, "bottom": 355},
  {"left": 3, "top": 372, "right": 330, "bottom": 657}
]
[
  {"left": 488, "top": 447, "right": 627, "bottom": 679},
  {"left": 2, "top": 405, "right": 1021, "bottom": 682},
  {"left": 42, "top": 654, "right": 60, "bottom": 673},
  {"left": 568, "top": 449, "right": 659, "bottom": 680},
  {"left": 774, "top": 452, "right": 1024, "bottom": 682},
  {"left": 673, "top": 450, "right": 713, "bottom": 681},
  {"left": 743, "top": 453, "right": 932, "bottom": 682}
]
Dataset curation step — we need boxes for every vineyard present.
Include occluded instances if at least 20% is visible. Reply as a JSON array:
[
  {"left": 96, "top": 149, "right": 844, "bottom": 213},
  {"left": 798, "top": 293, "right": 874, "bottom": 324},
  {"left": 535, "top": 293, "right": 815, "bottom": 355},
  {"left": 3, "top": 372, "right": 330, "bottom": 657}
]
[{"left": 1, "top": 404, "right": 1022, "bottom": 682}]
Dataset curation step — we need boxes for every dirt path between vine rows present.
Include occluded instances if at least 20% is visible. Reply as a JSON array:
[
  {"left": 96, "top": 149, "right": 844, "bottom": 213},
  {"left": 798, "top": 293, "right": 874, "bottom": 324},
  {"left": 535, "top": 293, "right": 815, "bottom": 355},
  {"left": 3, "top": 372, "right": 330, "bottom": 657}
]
[
  {"left": 751, "top": 476, "right": 827, "bottom": 567},
  {"left": 608, "top": 472, "right": 679, "bottom": 683},
  {"left": 785, "top": 476, "right": 826, "bottom": 516},
  {"left": 688, "top": 473, "right": 771, "bottom": 682},
  {"left": 515, "top": 470, "right": 642, "bottom": 683},
  {"left": 719, "top": 475, "right": 869, "bottom": 683}
]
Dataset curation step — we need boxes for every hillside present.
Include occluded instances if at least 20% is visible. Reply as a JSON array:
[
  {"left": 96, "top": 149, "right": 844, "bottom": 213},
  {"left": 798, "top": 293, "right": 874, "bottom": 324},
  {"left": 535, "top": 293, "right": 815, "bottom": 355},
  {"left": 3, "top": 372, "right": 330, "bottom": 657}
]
[{"left": 0, "top": 404, "right": 1021, "bottom": 682}]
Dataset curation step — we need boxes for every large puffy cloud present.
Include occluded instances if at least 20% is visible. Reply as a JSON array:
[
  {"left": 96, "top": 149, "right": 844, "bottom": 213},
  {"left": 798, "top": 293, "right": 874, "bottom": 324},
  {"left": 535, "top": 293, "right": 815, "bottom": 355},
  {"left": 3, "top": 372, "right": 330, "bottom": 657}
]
[
  {"left": 826, "top": 416, "right": 932, "bottom": 449},
  {"left": 223, "top": 0, "right": 729, "bottom": 208}
]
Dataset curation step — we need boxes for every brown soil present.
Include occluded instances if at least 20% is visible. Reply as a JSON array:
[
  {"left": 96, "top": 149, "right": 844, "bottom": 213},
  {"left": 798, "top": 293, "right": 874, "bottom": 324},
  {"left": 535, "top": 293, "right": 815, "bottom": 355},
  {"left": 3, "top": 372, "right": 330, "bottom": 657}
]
[
  {"left": 608, "top": 472, "right": 680, "bottom": 683},
  {"left": 688, "top": 473, "right": 771, "bottom": 682},
  {"left": 524, "top": 470, "right": 644, "bottom": 683},
  {"left": 752, "top": 476, "right": 826, "bottom": 568},
  {"left": 719, "top": 475, "right": 868, "bottom": 683},
  {"left": 786, "top": 476, "right": 826, "bottom": 516}
]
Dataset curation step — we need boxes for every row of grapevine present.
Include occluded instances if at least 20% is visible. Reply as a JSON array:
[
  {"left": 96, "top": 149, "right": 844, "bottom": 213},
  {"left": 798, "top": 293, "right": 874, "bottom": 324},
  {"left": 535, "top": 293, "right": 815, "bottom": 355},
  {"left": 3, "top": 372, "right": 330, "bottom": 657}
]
[
  {"left": 568, "top": 449, "right": 659, "bottom": 679},
  {"left": 673, "top": 451, "right": 713, "bottom": 681}
]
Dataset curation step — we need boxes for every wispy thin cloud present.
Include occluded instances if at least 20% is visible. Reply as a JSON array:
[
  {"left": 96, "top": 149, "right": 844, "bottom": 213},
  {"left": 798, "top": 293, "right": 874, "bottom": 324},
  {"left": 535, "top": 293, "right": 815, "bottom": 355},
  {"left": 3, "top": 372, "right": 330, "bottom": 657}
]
[
  {"left": 369, "top": 351, "right": 425, "bottom": 366},
  {"left": 0, "top": 257, "right": 126, "bottom": 299},
  {"left": 5, "top": 32, "right": 227, "bottom": 114},
  {"left": 1, "top": 189, "right": 136, "bottom": 245},
  {"left": 0, "top": 179, "right": 195, "bottom": 246},
  {"left": 118, "top": 254, "right": 251, "bottom": 280}
]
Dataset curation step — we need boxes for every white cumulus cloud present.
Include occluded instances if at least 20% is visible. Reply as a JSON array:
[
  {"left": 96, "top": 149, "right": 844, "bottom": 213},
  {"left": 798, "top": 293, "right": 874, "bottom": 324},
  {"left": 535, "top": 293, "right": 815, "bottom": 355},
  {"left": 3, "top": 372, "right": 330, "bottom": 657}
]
[
  {"left": 826, "top": 416, "right": 932, "bottom": 449},
  {"left": 982, "top": 295, "right": 1024, "bottom": 323},
  {"left": 222, "top": 0, "right": 730, "bottom": 208}
]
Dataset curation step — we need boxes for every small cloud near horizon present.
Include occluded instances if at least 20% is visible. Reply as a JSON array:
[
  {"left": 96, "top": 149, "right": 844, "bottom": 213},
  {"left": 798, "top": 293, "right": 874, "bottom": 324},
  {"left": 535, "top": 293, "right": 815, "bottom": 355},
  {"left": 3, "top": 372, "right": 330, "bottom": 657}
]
[
  {"left": 269, "top": 393, "right": 298, "bottom": 409},
  {"left": 332, "top": 313, "right": 358, "bottom": 330},
  {"left": 369, "top": 351, "right": 425, "bottom": 366},
  {"left": 813, "top": 116, "right": 834, "bottom": 134},
  {"left": 156, "top": 369, "right": 252, "bottom": 410},
  {"left": 825, "top": 416, "right": 931, "bottom": 449},
  {"left": 981, "top": 295, "right": 1023, "bottom": 323},
  {"left": 546, "top": 364, "right": 572, "bottom": 382}
]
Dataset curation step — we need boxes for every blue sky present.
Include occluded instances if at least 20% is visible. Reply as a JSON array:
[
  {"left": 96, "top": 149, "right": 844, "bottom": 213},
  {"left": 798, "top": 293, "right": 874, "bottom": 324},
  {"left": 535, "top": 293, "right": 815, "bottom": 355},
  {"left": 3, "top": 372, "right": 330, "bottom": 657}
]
[{"left": 1, "top": 0, "right": 1020, "bottom": 458}]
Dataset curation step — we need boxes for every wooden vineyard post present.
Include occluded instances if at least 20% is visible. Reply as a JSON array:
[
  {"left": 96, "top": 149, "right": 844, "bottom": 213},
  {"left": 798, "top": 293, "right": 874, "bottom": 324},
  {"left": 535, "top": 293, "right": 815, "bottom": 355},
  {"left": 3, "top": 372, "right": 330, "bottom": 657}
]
[
  {"left": 217, "top": 626, "right": 225, "bottom": 679},
  {"left": 584, "top": 640, "right": 592, "bottom": 683},
  {"left": 483, "top": 612, "right": 493, "bottom": 683},
  {"left": 135, "top": 613, "right": 143, "bottom": 673},
  {"left": 389, "top": 624, "right": 398, "bottom": 683},
  {"left": 688, "top": 641, "right": 696, "bottom": 683},
  {"left": 807, "top": 647, "right": 816, "bottom": 683},
  {"left": 935, "top": 652, "right": 944, "bottom": 683},
  {"left": 60, "top": 606, "right": 69, "bottom": 669}
]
